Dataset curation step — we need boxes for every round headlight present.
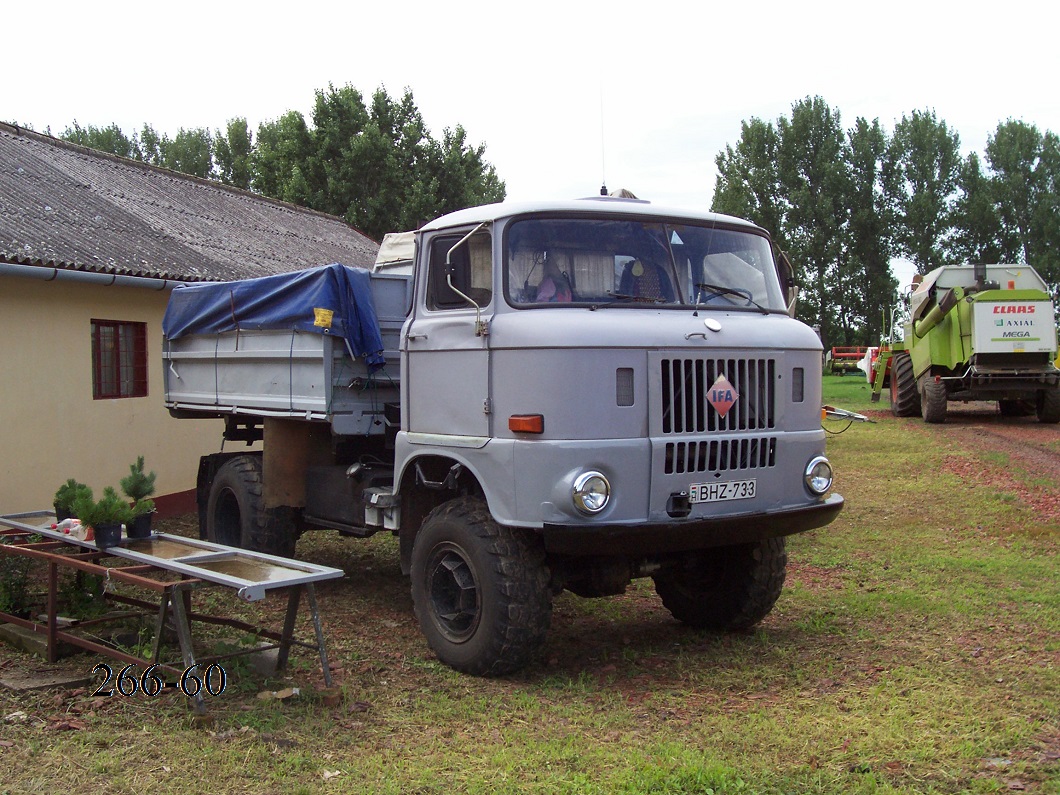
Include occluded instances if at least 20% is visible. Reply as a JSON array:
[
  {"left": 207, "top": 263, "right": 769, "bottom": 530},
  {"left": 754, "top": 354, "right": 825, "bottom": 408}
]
[
  {"left": 572, "top": 471, "right": 610, "bottom": 514},
  {"left": 804, "top": 456, "right": 833, "bottom": 495}
]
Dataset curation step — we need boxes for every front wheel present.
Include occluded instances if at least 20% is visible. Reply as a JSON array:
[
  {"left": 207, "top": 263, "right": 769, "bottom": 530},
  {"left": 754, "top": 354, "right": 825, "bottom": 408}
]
[
  {"left": 921, "top": 377, "right": 948, "bottom": 424},
  {"left": 890, "top": 353, "right": 920, "bottom": 417},
  {"left": 653, "top": 538, "right": 787, "bottom": 630},
  {"left": 410, "top": 497, "right": 552, "bottom": 676}
]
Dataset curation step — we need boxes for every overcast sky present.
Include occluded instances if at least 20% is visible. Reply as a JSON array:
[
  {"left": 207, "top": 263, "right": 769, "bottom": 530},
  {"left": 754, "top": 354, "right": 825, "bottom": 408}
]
[{"left": 6, "top": 0, "right": 1059, "bottom": 273}]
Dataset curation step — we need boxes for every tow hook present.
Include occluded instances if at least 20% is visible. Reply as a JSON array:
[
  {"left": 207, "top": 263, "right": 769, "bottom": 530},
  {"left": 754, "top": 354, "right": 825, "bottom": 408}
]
[{"left": 666, "top": 492, "right": 691, "bottom": 519}]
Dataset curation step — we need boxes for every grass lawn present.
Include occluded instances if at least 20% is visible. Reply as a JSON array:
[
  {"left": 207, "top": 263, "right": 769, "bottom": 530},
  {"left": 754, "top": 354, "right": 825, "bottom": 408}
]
[{"left": 0, "top": 375, "right": 1056, "bottom": 794}]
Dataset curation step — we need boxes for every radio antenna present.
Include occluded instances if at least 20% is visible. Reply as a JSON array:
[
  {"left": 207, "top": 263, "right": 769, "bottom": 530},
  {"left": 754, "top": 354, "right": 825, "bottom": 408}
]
[{"left": 599, "top": 84, "right": 608, "bottom": 196}]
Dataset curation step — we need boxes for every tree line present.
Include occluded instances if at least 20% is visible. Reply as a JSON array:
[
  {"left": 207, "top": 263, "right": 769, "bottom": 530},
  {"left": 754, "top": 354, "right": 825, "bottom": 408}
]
[
  {"left": 711, "top": 96, "right": 1059, "bottom": 348},
  {"left": 42, "top": 91, "right": 1058, "bottom": 349},
  {"left": 57, "top": 85, "right": 506, "bottom": 241}
]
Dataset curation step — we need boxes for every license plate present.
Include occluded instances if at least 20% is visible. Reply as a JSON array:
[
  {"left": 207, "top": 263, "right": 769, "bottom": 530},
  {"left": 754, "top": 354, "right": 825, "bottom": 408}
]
[{"left": 689, "top": 479, "right": 756, "bottom": 503}]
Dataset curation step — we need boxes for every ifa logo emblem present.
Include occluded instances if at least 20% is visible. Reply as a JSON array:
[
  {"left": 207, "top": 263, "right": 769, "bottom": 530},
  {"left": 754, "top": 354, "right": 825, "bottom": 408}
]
[{"left": 708, "top": 374, "right": 739, "bottom": 417}]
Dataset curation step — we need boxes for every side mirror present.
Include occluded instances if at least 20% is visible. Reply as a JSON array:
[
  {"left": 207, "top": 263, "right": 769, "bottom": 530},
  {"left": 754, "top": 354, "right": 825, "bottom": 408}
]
[
  {"left": 776, "top": 249, "right": 799, "bottom": 318},
  {"left": 445, "top": 223, "right": 490, "bottom": 336}
]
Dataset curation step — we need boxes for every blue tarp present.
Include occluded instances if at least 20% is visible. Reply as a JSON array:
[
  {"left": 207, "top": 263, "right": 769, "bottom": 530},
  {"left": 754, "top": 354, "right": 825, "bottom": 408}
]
[{"left": 163, "top": 264, "right": 386, "bottom": 370}]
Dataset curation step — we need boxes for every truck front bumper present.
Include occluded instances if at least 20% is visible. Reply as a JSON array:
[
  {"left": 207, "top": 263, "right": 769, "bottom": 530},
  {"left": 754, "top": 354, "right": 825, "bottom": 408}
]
[{"left": 541, "top": 493, "right": 843, "bottom": 556}]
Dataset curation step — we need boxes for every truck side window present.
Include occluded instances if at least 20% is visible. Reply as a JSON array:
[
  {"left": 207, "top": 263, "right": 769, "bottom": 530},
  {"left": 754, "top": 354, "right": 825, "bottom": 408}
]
[{"left": 427, "top": 233, "right": 493, "bottom": 310}]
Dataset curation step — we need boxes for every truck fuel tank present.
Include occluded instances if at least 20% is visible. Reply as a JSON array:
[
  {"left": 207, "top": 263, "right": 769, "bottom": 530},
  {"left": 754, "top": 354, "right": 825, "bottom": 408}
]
[{"left": 303, "top": 464, "right": 394, "bottom": 534}]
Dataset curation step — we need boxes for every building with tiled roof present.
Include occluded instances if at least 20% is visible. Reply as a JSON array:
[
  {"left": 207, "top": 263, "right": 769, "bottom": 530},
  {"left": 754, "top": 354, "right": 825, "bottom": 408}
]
[
  {"left": 1, "top": 122, "right": 378, "bottom": 281},
  {"left": 0, "top": 122, "right": 381, "bottom": 516}
]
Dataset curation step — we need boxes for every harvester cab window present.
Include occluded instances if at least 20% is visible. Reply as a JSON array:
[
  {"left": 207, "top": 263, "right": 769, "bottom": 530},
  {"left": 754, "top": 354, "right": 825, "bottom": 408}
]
[{"left": 427, "top": 232, "right": 493, "bottom": 310}]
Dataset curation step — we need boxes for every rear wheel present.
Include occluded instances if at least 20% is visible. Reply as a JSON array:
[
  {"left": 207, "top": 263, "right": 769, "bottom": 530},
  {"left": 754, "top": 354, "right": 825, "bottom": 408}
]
[
  {"left": 890, "top": 353, "right": 920, "bottom": 417},
  {"left": 205, "top": 455, "right": 296, "bottom": 558},
  {"left": 410, "top": 497, "right": 552, "bottom": 676},
  {"left": 1037, "top": 389, "right": 1060, "bottom": 424},
  {"left": 921, "top": 377, "right": 948, "bottom": 424},
  {"left": 652, "top": 538, "right": 787, "bottom": 630}
]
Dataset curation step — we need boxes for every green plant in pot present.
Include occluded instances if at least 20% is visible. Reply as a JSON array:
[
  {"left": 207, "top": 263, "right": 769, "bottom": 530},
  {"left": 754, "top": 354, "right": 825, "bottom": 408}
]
[
  {"left": 128, "top": 497, "right": 156, "bottom": 539},
  {"left": 53, "top": 479, "right": 92, "bottom": 521},
  {"left": 72, "top": 487, "right": 133, "bottom": 549},
  {"left": 120, "top": 457, "right": 157, "bottom": 539}
]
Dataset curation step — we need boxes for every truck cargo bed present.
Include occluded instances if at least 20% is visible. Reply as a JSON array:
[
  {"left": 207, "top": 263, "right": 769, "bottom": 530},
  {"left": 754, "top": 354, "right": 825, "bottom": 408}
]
[{"left": 163, "top": 267, "right": 408, "bottom": 436}]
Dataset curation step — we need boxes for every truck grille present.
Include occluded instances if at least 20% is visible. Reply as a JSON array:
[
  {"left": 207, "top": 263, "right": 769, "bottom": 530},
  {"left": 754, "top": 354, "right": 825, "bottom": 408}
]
[
  {"left": 660, "top": 357, "right": 776, "bottom": 433},
  {"left": 664, "top": 436, "right": 777, "bottom": 474}
]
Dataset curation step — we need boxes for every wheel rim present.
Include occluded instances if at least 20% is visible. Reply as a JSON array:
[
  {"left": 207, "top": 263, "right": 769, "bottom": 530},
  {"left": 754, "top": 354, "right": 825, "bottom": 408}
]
[{"left": 424, "top": 542, "right": 480, "bottom": 643}]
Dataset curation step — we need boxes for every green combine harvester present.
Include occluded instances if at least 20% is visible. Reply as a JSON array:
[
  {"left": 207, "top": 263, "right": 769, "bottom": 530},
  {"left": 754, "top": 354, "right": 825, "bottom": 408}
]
[{"left": 870, "top": 263, "right": 1060, "bottom": 423}]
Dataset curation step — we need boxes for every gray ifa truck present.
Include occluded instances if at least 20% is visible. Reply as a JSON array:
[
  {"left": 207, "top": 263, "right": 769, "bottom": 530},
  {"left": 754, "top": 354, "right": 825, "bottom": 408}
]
[{"left": 162, "top": 197, "right": 844, "bottom": 675}]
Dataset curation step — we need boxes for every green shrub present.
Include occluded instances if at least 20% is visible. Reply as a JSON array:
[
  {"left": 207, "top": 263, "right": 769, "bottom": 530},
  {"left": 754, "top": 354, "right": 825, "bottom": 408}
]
[
  {"left": 120, "top": 456, "right": 156, "bottom": 502},
  {"left": 72, "top": 486, "right": 133, "bottom": 528},
  {"left": 131, "top": 497, "right": 155, "bottom": 518},
  {"left": 53, "top": 478, "right": 92, "bottom": 516}
]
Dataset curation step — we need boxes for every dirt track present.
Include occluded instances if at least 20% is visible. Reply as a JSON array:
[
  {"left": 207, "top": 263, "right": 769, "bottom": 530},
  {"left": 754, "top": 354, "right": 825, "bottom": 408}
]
[{"left": 866, "top": 401, "right": 1060, "bottom": 523}]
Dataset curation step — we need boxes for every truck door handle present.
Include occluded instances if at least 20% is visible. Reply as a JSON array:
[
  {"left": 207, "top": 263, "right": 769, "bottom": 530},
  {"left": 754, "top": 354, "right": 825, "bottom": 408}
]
[{"left": 406, "top": 332, "right": 428, "bottom": 341}]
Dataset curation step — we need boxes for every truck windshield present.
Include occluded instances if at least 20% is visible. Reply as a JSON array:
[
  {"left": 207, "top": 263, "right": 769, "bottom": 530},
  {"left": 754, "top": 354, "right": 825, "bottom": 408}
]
[{"left": 506, "top": 217, "right": 786, "bottom": 311}]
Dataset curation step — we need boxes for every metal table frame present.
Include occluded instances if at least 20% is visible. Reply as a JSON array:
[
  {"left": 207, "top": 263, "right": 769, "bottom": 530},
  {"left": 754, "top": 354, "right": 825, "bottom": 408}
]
[{"left": 0, "top": 512, "right": 344, "bottom": 715}]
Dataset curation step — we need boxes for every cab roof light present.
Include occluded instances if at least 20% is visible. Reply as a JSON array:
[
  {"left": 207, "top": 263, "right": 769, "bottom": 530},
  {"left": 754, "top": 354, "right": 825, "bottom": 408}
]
[{"left": 509, "top": 414, "right": 544, "bottom": 434}]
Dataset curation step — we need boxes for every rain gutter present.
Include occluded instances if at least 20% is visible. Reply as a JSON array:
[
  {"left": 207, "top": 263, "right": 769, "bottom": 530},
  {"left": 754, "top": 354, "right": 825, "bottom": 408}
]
[{"left": 0, "top": 261, "right": 197, "bottom": 291}]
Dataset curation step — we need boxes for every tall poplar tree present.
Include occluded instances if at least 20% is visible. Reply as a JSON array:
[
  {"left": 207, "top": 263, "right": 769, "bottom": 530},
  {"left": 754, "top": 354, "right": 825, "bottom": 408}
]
[
  {"left": 713, "top": 100, "right": 896, "bottom": 347},
  {"left": 214, "top": 118, "right": 253, "bottom": 190},
  {"left": 949, "top": 152, "right": 1009, "bottom": 264},
  {"left": 985, "top": 120, "right": 1060, "bottom": 288},
  {"left": 251, "top": 111, "right": 315, "bottom": 206},
  {"left": 883, "top": 110, "right": 961, "bottom": 274},
  {"left": 776, "top": 97, "right": 849, "bottom": 347},
  {"left": 712, "top": 117, "right": 785, "bottom": 247},
  {"left": 845, "top": 117, "right": 895, "bottom": 343},
  {"left": 163, "top": 128, "right": 214, "bottom": 179}
]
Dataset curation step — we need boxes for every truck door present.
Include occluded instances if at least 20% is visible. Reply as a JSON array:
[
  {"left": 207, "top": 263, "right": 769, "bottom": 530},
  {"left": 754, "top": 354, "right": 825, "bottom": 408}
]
[{"left": 404, "top": 228, "right": 493, "bottom": 439}]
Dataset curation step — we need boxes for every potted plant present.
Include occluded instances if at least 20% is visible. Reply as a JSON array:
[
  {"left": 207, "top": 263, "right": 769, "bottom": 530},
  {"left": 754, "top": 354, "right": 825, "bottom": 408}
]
[
  {"left": 120, "top": 457, "right": 157, "bottom": 539},
  {"left": 53, "top": 479, "right": 92, "bottom": 521},
  {"left": 128, "top": 497, "right": 156, "bottom": 539},
  {"left": 71, "top": 487, "right": 133, "bottom": 549}
]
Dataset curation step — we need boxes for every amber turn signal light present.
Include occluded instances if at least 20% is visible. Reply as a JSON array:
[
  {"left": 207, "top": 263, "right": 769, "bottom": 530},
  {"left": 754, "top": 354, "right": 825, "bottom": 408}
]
[{"left": 509, "top": 414, "right": 544, "bottom": 433}]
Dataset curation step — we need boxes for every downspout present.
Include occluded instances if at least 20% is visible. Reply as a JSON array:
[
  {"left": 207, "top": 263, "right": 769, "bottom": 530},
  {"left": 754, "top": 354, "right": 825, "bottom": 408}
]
[{"left": 0, "top": 261, "right": 197, "bottom": 290}]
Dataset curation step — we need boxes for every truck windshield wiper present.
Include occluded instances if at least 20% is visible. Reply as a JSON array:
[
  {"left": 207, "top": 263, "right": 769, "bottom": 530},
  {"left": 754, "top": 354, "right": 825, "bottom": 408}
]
[
  {"left": 604, "top": 291, "right": 667, "bottom": 304},
  {"left": 694, "top": 282, "right": 770, "bottom": 315}
]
